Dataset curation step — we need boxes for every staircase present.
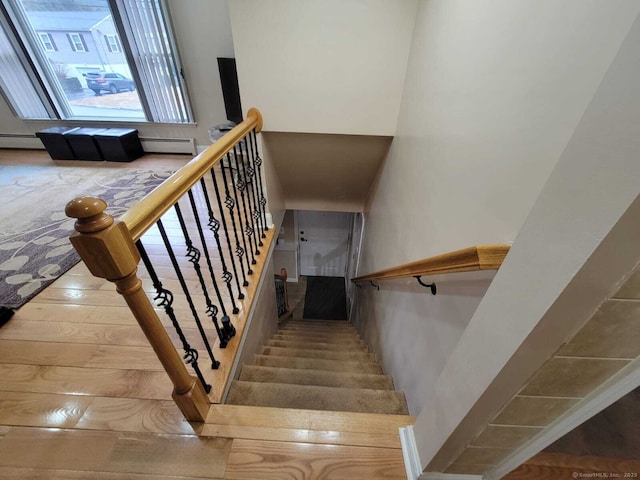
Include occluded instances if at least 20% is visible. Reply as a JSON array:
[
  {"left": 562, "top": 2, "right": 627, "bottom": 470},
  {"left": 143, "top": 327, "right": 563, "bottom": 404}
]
[{"left": 226, "top": 320, "right": 409, "bottom": 415}]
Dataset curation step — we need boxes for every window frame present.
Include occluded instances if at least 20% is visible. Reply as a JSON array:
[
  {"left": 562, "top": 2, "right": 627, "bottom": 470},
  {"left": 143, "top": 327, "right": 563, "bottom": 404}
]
[
  {"left": 37, "top": 31, "right": 54, "bottom": 52},
  {"left": 67, "top": 32, "right": 86, "bottom": 52},
  {"left": 0, "top": 0, "right": 194, "bottom": 124},
  {"left": 105, "top": 33, "right": 120, "bottom": 52}
]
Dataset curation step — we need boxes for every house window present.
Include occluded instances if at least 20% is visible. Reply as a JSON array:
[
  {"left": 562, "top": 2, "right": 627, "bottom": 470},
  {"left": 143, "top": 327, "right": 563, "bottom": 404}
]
[
  {"left": 104, "top": 34, "right": 120, "bottom": 53},
  {"left": 0, "top": 0, "right": 193, "bottom": 124},
  {"left": 38, "top": 32, "right": 55, "bottom": 51},
  {"left": 67, "top": 33, "right": 86, "bottom": 52}
]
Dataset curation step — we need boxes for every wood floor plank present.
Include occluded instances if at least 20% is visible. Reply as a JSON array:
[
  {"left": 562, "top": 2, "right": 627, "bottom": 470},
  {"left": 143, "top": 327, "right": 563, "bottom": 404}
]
[
  {"left": 75, "top": 398, "right": 196, "bottom": 435},
  {"left": 14, "top": 303, "right": 137, "bottom": 326},
  {"left": 0, "top": 320, "right": 152, "bottom": 346},
  {"left": 0, "top": 427, "right": 231, "bottom": 478},
  {"left": 0, "top": 364, "right": 172, "bottom": 400},
  {"left": 521, "top": 451, "right": 640, "bottom": 473},
  {"left": 224, "top": 438, "right": 406, "bottom": 480},
  {"left": 0, "top": 427, "right": 10, "bottom": 438},
  {"left": 0, "top": 391, "right": 92, "bottom": 428},
  {"left": 0, "top": 340, "right": 163, "bottom": 370},
  {"left": 107, "top": 432, "right": 231, "bottom": 478},
  {"left": 0, "top": 427, "right": 118, "bottom": 470},
  {"left": 0, "top": 467, "right": 215, "bottom": 480},
  {"left": 0, "top": 319, "right": 212, "bottom": 353}
]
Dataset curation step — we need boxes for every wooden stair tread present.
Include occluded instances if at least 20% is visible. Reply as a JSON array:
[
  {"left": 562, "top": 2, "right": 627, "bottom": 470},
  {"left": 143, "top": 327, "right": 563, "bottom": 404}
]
[
  {"left": 239, "top": 365, "right": 394, "bottom": 390},
  {"left": 226, "top": 381, "right": 409, "bottom": 415},
  {"left": 206, "top": 404, "right": 414, "bottom": 433},
  {"left": 252, "top": 354, "right": 383, "bottom": 374}
]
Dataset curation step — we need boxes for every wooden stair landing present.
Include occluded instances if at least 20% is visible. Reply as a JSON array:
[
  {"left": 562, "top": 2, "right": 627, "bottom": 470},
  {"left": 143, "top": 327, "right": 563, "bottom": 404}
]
[{"left": 226, "top": 320, "right": 409, "bottom": 415}]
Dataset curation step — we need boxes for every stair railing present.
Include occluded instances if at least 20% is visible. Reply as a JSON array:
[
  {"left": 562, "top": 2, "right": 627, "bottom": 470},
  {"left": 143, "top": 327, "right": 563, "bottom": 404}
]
[
  {"left": 352, "top": 245, "right": 511, "bottom": 294},
  {"left": 65, "top": 108, "right": 270, "bottom": 422}
]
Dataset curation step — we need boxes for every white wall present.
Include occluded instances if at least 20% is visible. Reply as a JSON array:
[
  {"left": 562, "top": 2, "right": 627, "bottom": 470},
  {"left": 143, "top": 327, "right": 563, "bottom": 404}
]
[
  {"left": 417, "top": 10, "right": 640, "bottom": 471},
  {"left": 0, "top": 0, "right": 234, "bottom": 147},
  {"left": 228, "top": 0, "right": 418, "bottom": 136},
  {"left": 352, "top": 0, "right": 640, "bottom": 424}
]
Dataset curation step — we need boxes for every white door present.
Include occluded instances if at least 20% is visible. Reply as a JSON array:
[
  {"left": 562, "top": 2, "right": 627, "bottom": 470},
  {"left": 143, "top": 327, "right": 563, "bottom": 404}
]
[{"left": 298, "top": 210, "right": 352, "bottom": 277}]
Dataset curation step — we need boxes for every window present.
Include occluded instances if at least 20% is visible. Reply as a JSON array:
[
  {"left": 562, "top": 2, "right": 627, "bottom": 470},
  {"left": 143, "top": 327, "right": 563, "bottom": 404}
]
[
  {"left": 37, "top": 32, "right": 55, "bottom": 51},
  {"left": 105, "top": 34, "right": 120, "bottom": 52},
  {"left": 67, "top": 32, "right": 86, "bottom": 52},
  {"left": 0, "top": 18, "right": 51, "bottom": 119},
  {"left": 0, "top": 0, "right": 193, "bottom": 123}
]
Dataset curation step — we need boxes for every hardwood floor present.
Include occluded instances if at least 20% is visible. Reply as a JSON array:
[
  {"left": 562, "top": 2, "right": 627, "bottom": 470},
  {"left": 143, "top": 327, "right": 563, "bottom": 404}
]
[{"left": 0, "top": 150, "right": 413, "bottom": 479}]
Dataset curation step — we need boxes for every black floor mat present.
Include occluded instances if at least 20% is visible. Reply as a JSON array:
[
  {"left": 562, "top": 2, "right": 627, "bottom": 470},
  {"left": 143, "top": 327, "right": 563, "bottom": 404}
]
[{"left": 302, "top": 276, "right": 347, "bottom": 320}]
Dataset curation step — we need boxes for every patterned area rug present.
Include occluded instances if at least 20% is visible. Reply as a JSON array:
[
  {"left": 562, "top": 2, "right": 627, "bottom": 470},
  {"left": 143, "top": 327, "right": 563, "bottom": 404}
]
[{"left": 0, "top": 165, "right": 172, "bottom": 309}]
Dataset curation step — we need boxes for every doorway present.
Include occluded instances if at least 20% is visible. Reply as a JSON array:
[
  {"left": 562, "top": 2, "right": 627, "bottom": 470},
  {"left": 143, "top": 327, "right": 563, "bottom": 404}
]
[{"left": 297, "top": 210, "right": 353, "bottom": 277}]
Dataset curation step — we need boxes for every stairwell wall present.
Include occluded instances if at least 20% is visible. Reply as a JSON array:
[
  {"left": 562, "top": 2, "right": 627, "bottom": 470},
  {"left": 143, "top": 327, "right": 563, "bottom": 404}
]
[{"left": 351, "top": 0, "right": 640, "bottom": 420}]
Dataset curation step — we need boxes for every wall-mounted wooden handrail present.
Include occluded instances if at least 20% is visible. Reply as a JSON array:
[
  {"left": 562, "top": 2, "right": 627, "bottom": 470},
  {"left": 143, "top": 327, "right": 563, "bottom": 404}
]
[
  {"left": 121, "top": 107, "right": 263, "bottom": 241},
  {"left": 352, "top": 245, "right": 510, "bottom": 284}
]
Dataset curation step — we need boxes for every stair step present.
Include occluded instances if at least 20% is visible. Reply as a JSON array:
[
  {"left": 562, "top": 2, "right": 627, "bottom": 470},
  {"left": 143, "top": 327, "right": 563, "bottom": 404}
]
[
  {"left": 269, "top": 339, "right": 367, "bottom": 352},
  {"left": 273, "top": 333, "right": 363, "bottom": 345},
  {"left": 252, "top": 355, "right": 383, "bottom": 374},
  {"left": 239, "top": 365, "right": 393, "bottom": 390},
  {"left": 279, "top": 327, "right": 357, "bottom": 336},
  {"left": 227, "top": 381, "right": 409, "bottom": 415},
  {"left": 262, "top": 346, "right": 374, "bottom": 362},
  {"left": 283, "top": 321, "right": 355, "bottom": 330},
  {"left": 288, "top": 320, "right": 352, "bottom": 327}
]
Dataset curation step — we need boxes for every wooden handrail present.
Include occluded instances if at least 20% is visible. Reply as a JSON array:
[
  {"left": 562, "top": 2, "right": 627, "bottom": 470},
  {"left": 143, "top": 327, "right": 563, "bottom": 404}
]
[
  {"left": 352, "top": 245, "right": 510, "bottom": 283},
  {"left": 121, "top": 107, "right": 263, "bottom": 241}
]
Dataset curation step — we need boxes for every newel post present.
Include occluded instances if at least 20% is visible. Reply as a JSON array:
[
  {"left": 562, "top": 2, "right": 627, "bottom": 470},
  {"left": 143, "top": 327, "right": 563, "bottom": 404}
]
[{"left": 65, "top": 197, "right": 210, "bottom": 422}]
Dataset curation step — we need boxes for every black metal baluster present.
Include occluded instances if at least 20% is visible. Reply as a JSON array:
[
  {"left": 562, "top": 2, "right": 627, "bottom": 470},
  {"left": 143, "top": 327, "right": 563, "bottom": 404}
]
[
  {"left": 191, "top": 180, "right": 242, "bottom": 313},
  {"left": 219, "top": 153, "right": 253, "bottom": 278},
  {"left": 245, "top": 133, "right": 265, "bottom": 244},
  {"left": 228, "top": 147, "right": 257, "bottom": 267},
  {"left": 191, "top": 180, "right": 237, "bottom": 343},
  {"left": 136, "top": 239, "right": 212, "bottom": 392},
  {"left": 237, "top": 139, "right": 261, "bottom": 256},
  {"left": 199, "top": 176, "right": 248, "bottom": 292},
  {"left": 232, "top": 143, "right": 259, "bottom": 264},
  {"left": 250, "top": 129, "right": 269, "bottom": 234},
  {"left": 174, "top": 200, "right": 229, "bottom": 348},
  {"left": 241, "top": 135, "right": 264, "bottom": 247},
  {"left": 156, "top": 217, "right": 219, "bottom": 369}
]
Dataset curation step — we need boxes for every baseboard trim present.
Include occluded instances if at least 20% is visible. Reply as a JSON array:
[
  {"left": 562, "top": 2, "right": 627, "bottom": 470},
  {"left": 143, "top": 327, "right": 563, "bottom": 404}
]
[
  {"left": 0, "top": 133, "right": 196, "bottom": 155},
  {"left": 140, "top": 137, "right": 196, "bottom": 155},
  {"left": 0, "top": 134, "right": 43, "bottom": 149},
  {"left": 420, "top": 474, "right": 483, "bottom": 480},
  {"left": 400, "top": 425, "right": 422, "bottom": 480}
]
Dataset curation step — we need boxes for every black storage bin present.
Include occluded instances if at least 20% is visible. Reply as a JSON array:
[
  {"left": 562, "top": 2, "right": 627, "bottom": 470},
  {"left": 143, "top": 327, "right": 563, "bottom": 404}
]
[
  {"left": 35, "top": 127, "right": 79, "bottom": 160},
  {"left": 64, "top": 127, "right": 107, "bottom": 161},
  {"left": 94, "top": 128, "right": 144, "bottom": 162}
]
